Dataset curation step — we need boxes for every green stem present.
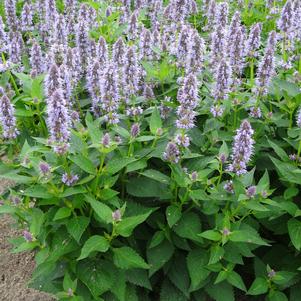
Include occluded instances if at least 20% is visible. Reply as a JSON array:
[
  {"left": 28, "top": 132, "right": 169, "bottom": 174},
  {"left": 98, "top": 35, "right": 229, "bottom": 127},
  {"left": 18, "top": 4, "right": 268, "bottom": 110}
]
[
  {"left": 298, "top": 140, "right": 301, "bottom": 157},
  {"left": 250, "top": 58, "right": 254, "bottom": 86},
  {"left": 2, "top": 53, "right": 20, "bottom": 96}
]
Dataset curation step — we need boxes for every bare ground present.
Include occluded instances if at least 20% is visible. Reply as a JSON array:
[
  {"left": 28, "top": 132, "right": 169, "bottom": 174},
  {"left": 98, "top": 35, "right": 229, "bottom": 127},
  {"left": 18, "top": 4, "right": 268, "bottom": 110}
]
[{"left": 0, "top": 179, "right": 54, "bottom": 301}]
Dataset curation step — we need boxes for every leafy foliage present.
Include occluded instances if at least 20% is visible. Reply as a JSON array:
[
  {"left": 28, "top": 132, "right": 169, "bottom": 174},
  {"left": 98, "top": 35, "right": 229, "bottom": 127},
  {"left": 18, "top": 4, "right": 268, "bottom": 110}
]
[{"left": 0, "top": 0, "right": 301, "bottom": 300}]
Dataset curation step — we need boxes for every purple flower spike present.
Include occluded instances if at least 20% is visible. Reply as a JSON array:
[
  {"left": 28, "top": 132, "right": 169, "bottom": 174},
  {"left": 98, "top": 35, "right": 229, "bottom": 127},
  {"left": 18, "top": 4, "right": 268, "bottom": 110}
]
[
  {"left": 254, "top": 31, "right": 277, "bottom": 96},
  {"left": 30, "top": 41, "right": 45, "bottom": 75},
  {"left": 123, "top": 46, "right": 140, "bottom": 102},
  {"left": 246, "top": 186, "right": 256, "bottom": 198},
  {"left": 213, "top": 59, "right": 232, "bottom": 101},
  {"left": 39, "top": 162, "right": 51, "bottom": 175},
  {"left": 224, "top": 180, "right": 234, "bottom": 194},
  {"left": 175, "top": 133, "right": 190, "bottom": 148},
  {"left": 228, "top": 120, "right": 254, "bottom": 175},
  {"left": 46, "top": 89, "right": 71, "bottom": 152},
  {"left": 102, "top": 133, "right": 111, "bottom": 148},
  {"left": 112, "top": 209, "right": 122, "bottom": 222},
  {"left": 45, "top": 63, "right": 61, "bottom": 98},
  {"left": 130, "top": 123, "right": 140, "bottom": 138},
  {"left": 5, "top": 0, "right": 18, "bottom": 31},
  {"left": 21, "top": 3, "right": 34, "bottom": 32},
  {"left": 62, "top": 172, "right": 79, "bottom": 186},
  {"left": 23, "top": 230, "right": 33, "bottom": 242},
  {"left": 100, "top": 61, "right": 120, "bottom": 125},
  {"left": 245, "top": 23, "right": 262, "bottom": 58},
  {"left": 0, "top": 93, "right": 18, "bottom": 139},
  {"left": 163, "top": 142, "right": 180, "bottom": 163}
]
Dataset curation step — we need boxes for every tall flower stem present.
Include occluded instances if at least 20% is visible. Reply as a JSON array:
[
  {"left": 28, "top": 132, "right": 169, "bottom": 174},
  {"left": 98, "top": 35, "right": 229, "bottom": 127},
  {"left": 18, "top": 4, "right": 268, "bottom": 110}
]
[{"left": 1, "top": 53, "right": 20, "bottom": 96}]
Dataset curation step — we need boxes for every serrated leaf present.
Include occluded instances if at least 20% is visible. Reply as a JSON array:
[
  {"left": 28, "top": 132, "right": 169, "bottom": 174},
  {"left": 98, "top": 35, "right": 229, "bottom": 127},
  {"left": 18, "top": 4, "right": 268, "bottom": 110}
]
[
  {"left": 209, "top": 245, "right": 224, "bottom": 264},
  {"left": 173, "top": 212, "right": 202, "bottom": 242},
  {"left": 85, "top": 195, "right": 113, "bottom": 224},
  {"left": 227, "top": 271, "right": 246, "bottom": 292},
  {"left": 187, "top": 249, "right": 210, "bottom": 291},
  {"left": 229, "top": 230, "right": 269, "bottom": 246},
  {"left": 115, "top": 210, "right": 154, "bottom": 237},
  {"left": 78, "top": 235, "right": 110, "bottom": 260},
  {"left": 247, "top": 277, "right": 268, "bottom": 295},
  {"left": 288, "top": 218, "right": 301, "bottom": 250},
  {"left": 77, "top": 260, "right": 116, "bottom": 297},
  {"left": 206, "top": 282, "right": 234, "bottom": 301},
  {"left": 66, "top": 216, "right": 90, "bottom": 243},
  {"left": 126, "top": 269, "right": 152, "bottom": 290},
  {"left": 199, "top": 230, "right": 221, "bottom": 241},
  {"left": 140, "top": 169, "right": 170, "bottom": 184},
  {"left": 53, "top": 207, "right": 72, "bottom": 221},
  {"left": 166, "top": 205, "right": 182, "bottom": 228},
  {"left": 147, "top": 240, "right": 174, "bottom": 276},
  {"left": 268, "top": 140, "right": 288, "bottom": 161},
  {"left": 106, "top": 157, "right": 137, "bottom": 174},
  {"left": 70, "top": 154, "right": 96, "bottom": 175},
  {"left": 113, "top": 247, "right": 149, "bottom": 269},
  {"left": 149, "top": 231, "right": 165, "bottom": 249},
  {"left": 149, "top": 107, "right": 162, "bottom": 135}
]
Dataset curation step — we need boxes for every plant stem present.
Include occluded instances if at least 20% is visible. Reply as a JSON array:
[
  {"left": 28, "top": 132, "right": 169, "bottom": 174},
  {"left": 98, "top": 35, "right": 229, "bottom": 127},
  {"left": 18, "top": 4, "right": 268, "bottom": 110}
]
[{"left": 2, "top": 53, "right": 20, "bottom": 96}]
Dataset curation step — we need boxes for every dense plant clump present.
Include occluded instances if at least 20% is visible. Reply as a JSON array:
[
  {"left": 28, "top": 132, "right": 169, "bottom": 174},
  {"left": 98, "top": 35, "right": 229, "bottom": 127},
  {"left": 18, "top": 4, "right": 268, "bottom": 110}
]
[{"left": 0, "top": 0, "right": 301, "bottom": 300}]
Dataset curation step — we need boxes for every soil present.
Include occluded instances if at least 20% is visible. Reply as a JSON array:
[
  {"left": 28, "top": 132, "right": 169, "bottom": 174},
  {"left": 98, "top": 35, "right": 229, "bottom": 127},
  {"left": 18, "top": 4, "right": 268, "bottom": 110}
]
[{"left": 0, "top": 179, "right": 54, "bottom": 301}]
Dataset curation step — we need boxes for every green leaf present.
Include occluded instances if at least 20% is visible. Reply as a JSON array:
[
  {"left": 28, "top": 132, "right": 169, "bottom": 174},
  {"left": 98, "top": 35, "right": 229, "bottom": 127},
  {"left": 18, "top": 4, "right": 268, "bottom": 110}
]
[
  {"left": 187, "top": 249, "right": 210, "bottom": 291},
  {"left": 116, "top": 210, "right": 154, "bottom": 237},
  {"left": 127, "top": 177, "right": 172, "bottom": 199},
  {"left": 126, "top": 269, "right": 152, "bottom": 290},
  {"left": 284, "top": 187, "right": 299, "bottom": 200},
  {"left": 219, "top": 141, "right": 229, "bottom": 158},
  {"left": 167, "top": 255, "right": 190, "bottom": 297},
  {"left": 247, "top": 277, "right": 268, "bottom": 295},
  {"left": 229, "top": 230, "right": 269, "bottom": 246},
  {"left": 63, "top": 272, "right": 77, "bottom": 292},
  {"left": 268, "top": 140, "right": 288, "bottom": 161},
  {"left": 22, "top": 185, "right": 53, "bottom": 199},
  {"left": 140, "top": 169, "right": 170, "bottom": 184},
  {"left": 149, "top": 231, "right": 165, "bottom": 249},
  {"left": 85, "top": 195, "right": 113, "bottom": 224},
  {"left": 53, "top": 207, "right": 72, "bottom": 221},
  {"left": 288, "top": 218, "right": 301, "bottom": 250},
  {"left": 199, "top": 230, "right": 221, "bottom": 241},
  {"left": 77, "top": 260, "right": 116, "bottom": 297},
  {"left": 173, "top": 212, "right": 202, "bottom": 242},
  {"left": 160, "top": 279, "right": 187, "bottom": 301},
  {"left": 106, "top": 157, "right": 137, "bottom": 174},
  {"left": 227, "top": 271, "right": 246, "bottom": 292},
  {"left": 70, "top": 154, "right": 96, "bottom": 175},
  {"left": 149, "top": 107, "right": 162, "bottom": 135},
  {"left": 206, "top": 282, "right": 234, "bottom": 301},
  {"left": 113, "top": 126, "right": 130, "bottom": 139},
  {"left": 30, "top": 208, "right": 45, "bottom": 236},
  {"left": 209, "top": 245, "right": 224, "bottom": 264},
  {"left": 113, "top": 247, "right": 149, "bottom": 269},
  {"left": 0, "top": 205, "right": 16, "bottom": 214},
  {"left": 60, "top": 186, "right": 87, "bottom": 197},
  {"left": 66, "top": 216, "right": 90, "bottom": 243},
  {"left": 78, "top": 235, "right": 110, "bottom": 260},
  {"left": 166, "top": 205, "right": 182, "bottom": 228},
  {"left": 147, "top": 240, "right": 174, "bottom": 276},
  {"left": 270, "top": 157, "right": 301, "bottom": 185},
  {"left": 268, "top": 291, "right": 288, "bottom": 301}
]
